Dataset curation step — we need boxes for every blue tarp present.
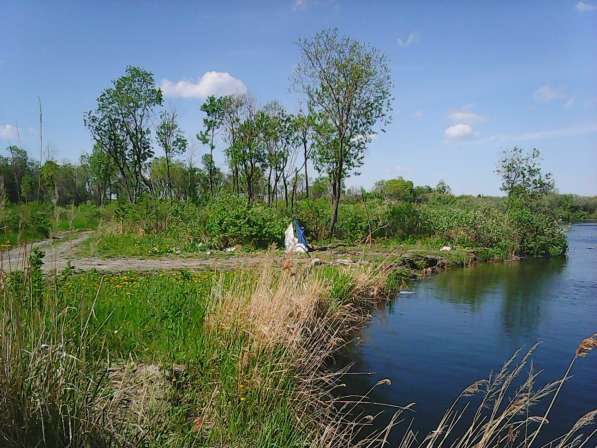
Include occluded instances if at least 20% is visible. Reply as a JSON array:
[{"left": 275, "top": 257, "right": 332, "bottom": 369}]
[{"left": 293, "top": 219, "right": 309, "bottom": 248}]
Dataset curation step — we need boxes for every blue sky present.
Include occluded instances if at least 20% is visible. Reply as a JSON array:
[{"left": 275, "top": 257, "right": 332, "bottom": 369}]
[{"left": 1, "top": 0, "right": 596, "bottom": 195}]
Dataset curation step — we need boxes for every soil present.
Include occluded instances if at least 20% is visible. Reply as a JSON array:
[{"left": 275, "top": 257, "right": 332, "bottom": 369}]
[{"left": 0, "top": 231, "right": 456, "bottom": 274}]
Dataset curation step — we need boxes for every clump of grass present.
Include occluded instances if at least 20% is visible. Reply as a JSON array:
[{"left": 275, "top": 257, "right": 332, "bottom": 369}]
[{"left": 0, "top": 253, "right": 115, "bottom": 447}]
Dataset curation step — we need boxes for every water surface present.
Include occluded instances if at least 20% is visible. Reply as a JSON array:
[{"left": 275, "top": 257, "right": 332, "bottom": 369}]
[{"left": 337, "top": 224, "right": 597, "bottom": 443}]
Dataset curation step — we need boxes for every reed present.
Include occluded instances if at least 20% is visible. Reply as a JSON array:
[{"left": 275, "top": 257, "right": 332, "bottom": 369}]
[{"left": 0, "top": 251, "right": 594, "bottom": 447}]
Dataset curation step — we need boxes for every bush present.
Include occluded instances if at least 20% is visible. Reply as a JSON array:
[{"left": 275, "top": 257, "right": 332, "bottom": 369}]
[
  {"left": 201, "top": 194, "right": 288, "bottom": 249},
  {"left": 507, "top": 198, "right": 567, "bottom": 256},
  {"left": 0, "top": 203, "right": 52, "bottom": 247}
]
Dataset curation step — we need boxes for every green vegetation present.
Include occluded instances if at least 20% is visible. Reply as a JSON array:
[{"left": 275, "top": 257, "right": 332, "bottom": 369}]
[
  {"left": 2, "top": 249, "right": 595, "bottom": 447},
  {"left": 0, "top": 249, "right": 399, "bottom": 446},
  {"left": 1, "top": 29, "right": 593, "bottom": 256},
  {"left": 1, "top": 27, "right": 595, "bottom": 447}
]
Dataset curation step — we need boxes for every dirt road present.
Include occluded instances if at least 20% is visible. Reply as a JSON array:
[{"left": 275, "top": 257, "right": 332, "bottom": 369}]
[
  {"left": 1, "top": 231, "right": 409, "bottom": 274},
  {"left": 0, "top": 232, "right": 279, "bottom": 273}
]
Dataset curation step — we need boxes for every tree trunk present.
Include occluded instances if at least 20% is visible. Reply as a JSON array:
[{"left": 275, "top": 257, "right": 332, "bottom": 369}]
[
  {"left": 330, "top": 179, "right": 341, "bottom": 236},
  {"left": 267, "top": 167, "right": 273, "bottom": 206},
  {"left": 166, "top": 153, "right": 172, "bottom": 200},
  {"left": 209, "top": 128, "right": 215, "bottom": 196},
  {"left": 283, "top": 176, "right": 289, "bottom": 210},
  {"left": 303, "top": 139, "right": 309, "bottom": 199},
  {"left": 291, "top": 169, "right": 299, "bottom": 212}
]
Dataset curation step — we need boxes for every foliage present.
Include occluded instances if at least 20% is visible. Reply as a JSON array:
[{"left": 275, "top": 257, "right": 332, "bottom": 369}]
[
  {"left": 84, "top": 66, "right": 163, "bottom": 202},
  {"left": 156, "top": 110, "right": 188, "bottom": 199},
  {"left": 497, "top": 147, "right": 567, "bottom": 257},
  {"left": 497, "top": 147, "right": 554, "bottom": 198},
  {"left": 198, "top": 95, "right": 226, "bottom": 196},
  {"left": 374, "top": 177, "right": 415, "bottom": 201},
  {"left": 201, "top": 194, "right": 288, "bottom": 248},
  {"left": 294, "top": 28, "right": 393, "bottom": 235}
]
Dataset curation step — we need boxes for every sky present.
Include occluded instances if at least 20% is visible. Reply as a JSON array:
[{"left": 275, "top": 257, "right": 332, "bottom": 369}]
[{"left": 1, "top": 0, "right": 596, "bottom": 195}]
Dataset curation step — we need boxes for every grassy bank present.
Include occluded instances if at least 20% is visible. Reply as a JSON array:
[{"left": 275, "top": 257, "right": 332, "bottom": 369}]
[
  {"left": 2, "top": 248, "right": 595, "bottom": 447},
  {"left": 0, "top": 248, "right": 404, "bottom": 447}
]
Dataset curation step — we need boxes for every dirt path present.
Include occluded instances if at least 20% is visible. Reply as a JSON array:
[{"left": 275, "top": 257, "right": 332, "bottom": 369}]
[
  {"left": 1, "top": 232, "right": 94, "bottom": 273},
  {"left": 0, "top": 232, "right": 283, "bottom": 273},
  {"left": 1, "top": 232, "right": 410, "bottom": 274}
]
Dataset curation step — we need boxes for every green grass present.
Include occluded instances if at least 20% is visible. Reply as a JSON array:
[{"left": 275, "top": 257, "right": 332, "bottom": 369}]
[
  {"left": 3, "top": 249, "right": 593, "bottom": 447},
  {"left": 2, "top": 263, "right": 328, "bottom": 446}
]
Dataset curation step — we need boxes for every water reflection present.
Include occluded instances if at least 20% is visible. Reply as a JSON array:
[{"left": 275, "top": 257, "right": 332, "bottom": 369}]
[
  {"left": 337, "top": 225, "right": 596, "bottom": 444},
  {"left": 432, "top": 257, "right": 566, "bottom": 337}
]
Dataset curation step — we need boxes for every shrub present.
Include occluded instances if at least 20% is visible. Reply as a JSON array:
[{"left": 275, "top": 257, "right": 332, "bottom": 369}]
[{"left": 201, "top": 194, "right": 288, "bottom": 248}]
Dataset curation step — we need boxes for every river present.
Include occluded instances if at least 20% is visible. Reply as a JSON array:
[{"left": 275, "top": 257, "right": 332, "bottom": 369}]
[{"left": 336, "top": 223, "right": 597, "bottom": 444}]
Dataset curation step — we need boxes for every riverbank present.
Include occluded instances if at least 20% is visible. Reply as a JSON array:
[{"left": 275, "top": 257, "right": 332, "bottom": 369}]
[
  {"left": 2, "top": 238, "right": 595, "bottom": 447},
  {"left": 0, "top": 242, "right": 477, "bottom": 447}
]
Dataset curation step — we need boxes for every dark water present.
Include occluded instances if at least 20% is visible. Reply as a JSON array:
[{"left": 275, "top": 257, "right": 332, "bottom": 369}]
[{"left": 336, "top": 224, "right": 597, "bottom": 443}]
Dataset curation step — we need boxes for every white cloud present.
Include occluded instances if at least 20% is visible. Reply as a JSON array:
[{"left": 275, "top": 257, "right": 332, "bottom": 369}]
[
  {"left": 293, "top": 0, "right": 306, "bottom": 10},
  {"left": 576, "top": 1, "right": 597, "bottom": 12},
  {"left": 161, "top": 71, "right": 247, "bottom": 99},
  {"left": 0, "top": 124, "right": 18, "bottom": 140},
  {"left": 533, "top": 84, "right": 574, "bottom": 106},
  {"left": 444, "top": 105, "right": 484, "bottom": 141},
  {"left": 413, "top": 110, "right": 424, "bottom": 119},
  {"left": 448, "top": 106, "right": 485, "bottom": 125},
  {"left": 444, "top": 123, "right": 474, "bottom": 141},
  {"left": 397, "top": 32, "right": 419, "bottom": 48}
]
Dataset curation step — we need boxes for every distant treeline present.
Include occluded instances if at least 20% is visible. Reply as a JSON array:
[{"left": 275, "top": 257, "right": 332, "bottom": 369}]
[{"left": 1, "top": 146, "right": 595, "bottom": 221}]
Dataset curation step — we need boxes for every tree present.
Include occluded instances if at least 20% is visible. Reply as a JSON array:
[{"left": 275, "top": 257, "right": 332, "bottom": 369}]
[
  {"left": 497, "top": 147, "right": 554, "bottom": 199},
  {"left": 6, "top": 146, "right": 29, "bottom": 202},
  {"left": 198, "top": 96, "right": 225, "bottom": 196},
  {"left": 292, "top": 111, "right": 317, "bottom": 199},
  {"left": 435, "top": 180, "right": 452, "bottom": 195},
  {"left": 233, "top": 110, "right": 265, "bottom": 204},
  {"left": 375, "top": 177, "right": 414, "bottom": 201},
  {"left": 157, "top": 110, "right": 188, "bottom": 200},
  {"left": 260, "top": 102, "right": 294, "bottom": 207},
  {"left": 40, "top": 160, "right": 60, "bottom": 205},
  {"left": 85, "top": 144, "right": 115, "bottom": 205},
  {"left": 496, "top": 148, "right": 565, "bottom": 256},
  {"left": 85, "top": 66, "right": 163, "bottom": 202},
  {"left": 221, "top": 95, "right": 250, "bottom": 194},
  {"left": 294, "top": 28, "right": 393, "bottom": 235}
]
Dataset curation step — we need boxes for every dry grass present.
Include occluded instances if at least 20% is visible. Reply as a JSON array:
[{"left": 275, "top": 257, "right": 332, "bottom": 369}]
[
  {"left": 1, "top": 251, "right": 594, "bottom": 447},
  {"left": 205, "top": 258, "right": 597, "bottom": 448}
]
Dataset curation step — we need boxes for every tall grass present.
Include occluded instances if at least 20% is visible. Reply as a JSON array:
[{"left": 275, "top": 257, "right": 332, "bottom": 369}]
[
  {"left": 0, "top": 252, "right": 594, "bottom": 447},
  {"left": 0, "top": 256, "right": 114, "bottom": 446}
]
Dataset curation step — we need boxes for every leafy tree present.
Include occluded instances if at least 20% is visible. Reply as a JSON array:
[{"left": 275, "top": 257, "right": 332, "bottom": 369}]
[
  {"left": 435, "top": 180, "right": 452, "bottom": 195},
  {"left": 85, "top": 144, "right": 115, "bottom": 205},
  {"left": 497, "top": 147, "right": 554, "bottom": 199},
  {"left": 198, "top": 96, "right": 225, "bottom": 196},
  {"left": 156, "top": 110, "right": 188, "bottom": 200},
  {"left": 233, "top": 111, "right": 265, "bottom": 204},
  {"left": 496, "top": 147, "right": 565, "bottom": 256},
  {"left": 310, "top": 176, "right": 331, "bottom": 199},
  {"left": 221, "top": 95, "right": 250, "bottom": 195},
  {"left": 8, "top": 146, "right": 30, "bottom": 202},
  {"left": 375, "top": 177, "right": 414, "bottom": 202},
  {"left": 40, "top": 160, "right": 60, "bottom": 205},
  {"left": 294, "top": 28, "right": 393, "bottom": 235},
  {"left": 199, "top": 153, "right": 224, "bottom": 197},
  {"left": 85, "top": 66, "right": 163, "bottom": 202},
  {"left": 260, "top": 102, "right": 294, "bottom": 207}
]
